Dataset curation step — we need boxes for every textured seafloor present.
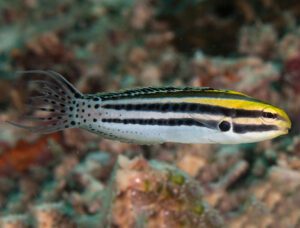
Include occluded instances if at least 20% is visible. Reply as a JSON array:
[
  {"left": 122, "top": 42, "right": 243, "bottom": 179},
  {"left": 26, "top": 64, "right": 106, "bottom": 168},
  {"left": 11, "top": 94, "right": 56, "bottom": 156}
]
[{"left": 1, "top": 0, "right": 300, "bottom": 227}]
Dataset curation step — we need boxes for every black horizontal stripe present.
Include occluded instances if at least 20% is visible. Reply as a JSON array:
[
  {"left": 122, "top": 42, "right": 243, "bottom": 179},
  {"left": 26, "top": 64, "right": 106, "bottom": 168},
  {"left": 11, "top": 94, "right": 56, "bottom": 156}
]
[
  {"left": 99, "top": 87, "right": 214, "bottom": 100},
  {"left": 233, "top": 124, "right": 278, "bottom": 134},
  {"left": 97, "top": 87, "right": 260, "bottom": 102},
  {"left": 99, "top": 92, "right": 256, "bottom": 101},
  {"left": 102, "top": 102, "right": 270, "bottom": 119},
  {"left": 101, "top": 118, "right": 278, "bottom": 133},
  {"left": 102, "top": 118, "right": 217, "bottom": 129}
]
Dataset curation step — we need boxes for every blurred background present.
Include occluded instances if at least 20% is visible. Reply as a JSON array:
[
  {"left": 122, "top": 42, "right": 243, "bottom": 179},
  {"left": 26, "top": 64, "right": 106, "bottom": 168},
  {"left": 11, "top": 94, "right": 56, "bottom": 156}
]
[{"left": 0, "top": 0, "right": 300, "bottom": 227}]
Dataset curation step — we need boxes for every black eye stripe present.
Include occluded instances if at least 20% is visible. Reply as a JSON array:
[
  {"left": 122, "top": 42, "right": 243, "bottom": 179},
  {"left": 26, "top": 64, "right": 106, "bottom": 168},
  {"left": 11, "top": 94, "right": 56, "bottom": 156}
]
[
  {"left": 233, "top": 124, "right": 278, "bottom": 134},
  {"left": 100, "top": 118, "right": 278, "bottom": 133}
]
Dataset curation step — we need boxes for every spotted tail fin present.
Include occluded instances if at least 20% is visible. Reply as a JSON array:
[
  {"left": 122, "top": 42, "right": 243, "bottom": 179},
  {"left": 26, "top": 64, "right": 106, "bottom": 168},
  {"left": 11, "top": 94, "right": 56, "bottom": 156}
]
[{"left": 7, "top": 70, "right": 83, "bottom": 134}]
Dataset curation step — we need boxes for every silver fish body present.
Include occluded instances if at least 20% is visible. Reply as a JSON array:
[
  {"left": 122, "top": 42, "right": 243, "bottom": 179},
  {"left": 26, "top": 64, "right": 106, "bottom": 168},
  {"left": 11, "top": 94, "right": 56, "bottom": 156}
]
[{"left": 8, "top": 70, "right": 291, "bottom": 144}]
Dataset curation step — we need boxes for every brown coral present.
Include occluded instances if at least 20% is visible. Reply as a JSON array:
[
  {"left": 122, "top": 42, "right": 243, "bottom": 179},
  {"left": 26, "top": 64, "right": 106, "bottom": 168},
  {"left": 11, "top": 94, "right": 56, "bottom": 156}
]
[
  {"left": 0, "top": 133, "right": 62, "bottom": 176},
  {"left": 111, "top": 155, "right": 224, "bottom": 228},
  {"left": 34, "top": 203, "right": 76, "bottom": 228}
]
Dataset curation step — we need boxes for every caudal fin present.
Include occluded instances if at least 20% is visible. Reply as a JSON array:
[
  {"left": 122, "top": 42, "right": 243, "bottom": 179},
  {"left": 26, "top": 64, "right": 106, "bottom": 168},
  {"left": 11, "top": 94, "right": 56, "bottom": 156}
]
[{"left": 7, "top": 70, "right": 83, "bottom": 134}]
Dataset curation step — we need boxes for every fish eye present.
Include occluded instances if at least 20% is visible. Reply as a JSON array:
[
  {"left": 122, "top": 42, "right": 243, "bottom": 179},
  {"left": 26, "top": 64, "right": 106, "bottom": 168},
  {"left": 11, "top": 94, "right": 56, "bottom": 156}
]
[
  {"left": 262, "top": 112, "right": 277, "bottom": 119},
  {"left": 218, "top": 120, "right": 231, "bottom": 132},
  {"left": 261, "top": 107, "right": 278, "bottom": 124}
]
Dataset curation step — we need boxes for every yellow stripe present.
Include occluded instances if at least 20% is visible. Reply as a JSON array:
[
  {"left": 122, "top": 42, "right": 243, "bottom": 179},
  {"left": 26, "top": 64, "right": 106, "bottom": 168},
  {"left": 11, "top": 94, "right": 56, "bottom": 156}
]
[
  {"left": 183, "top": 97, "right": 290, "bottom": 129},
  {"left": 206, "top": 89, "right": 249, "bottom": 96},
  {"left": 183, "top": 98, "right": 264, "bottom": 110}
]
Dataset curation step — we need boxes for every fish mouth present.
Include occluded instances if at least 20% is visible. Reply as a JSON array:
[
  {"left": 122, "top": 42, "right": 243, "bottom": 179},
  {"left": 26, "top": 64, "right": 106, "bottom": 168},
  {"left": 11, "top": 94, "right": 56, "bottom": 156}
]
[
  {"left": 282, "top": 115, "right": 292, "bottom": 135},
  {"left": 281, "top": 127, "right": 291, "bottom": 135}
]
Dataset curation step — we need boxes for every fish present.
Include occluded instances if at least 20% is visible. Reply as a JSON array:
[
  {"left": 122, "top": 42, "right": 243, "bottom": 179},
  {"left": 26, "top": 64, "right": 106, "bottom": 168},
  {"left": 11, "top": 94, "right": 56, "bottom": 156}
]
[{"left": 8, "top": 70, "right": 291, "bottom": 144}]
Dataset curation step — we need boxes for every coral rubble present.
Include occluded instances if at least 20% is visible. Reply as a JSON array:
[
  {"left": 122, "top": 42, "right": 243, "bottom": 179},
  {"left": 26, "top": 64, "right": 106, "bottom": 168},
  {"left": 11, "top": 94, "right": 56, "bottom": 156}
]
[{"left": 1, "top": 0, "right": 300, "bottom": 227}]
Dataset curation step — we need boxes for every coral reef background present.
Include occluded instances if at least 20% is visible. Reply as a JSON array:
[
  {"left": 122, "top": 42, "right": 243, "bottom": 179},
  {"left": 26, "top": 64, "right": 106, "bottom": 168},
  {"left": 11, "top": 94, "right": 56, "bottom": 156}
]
[{"left": 1, "top": 0, "right": 300, "bottom": 227}]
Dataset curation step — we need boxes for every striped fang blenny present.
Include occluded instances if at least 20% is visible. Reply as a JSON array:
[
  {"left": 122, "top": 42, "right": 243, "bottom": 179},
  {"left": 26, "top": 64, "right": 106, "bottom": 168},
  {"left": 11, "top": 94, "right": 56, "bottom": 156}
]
[{"left": 8, "top": 70, "right": 291, "bottom": 144}]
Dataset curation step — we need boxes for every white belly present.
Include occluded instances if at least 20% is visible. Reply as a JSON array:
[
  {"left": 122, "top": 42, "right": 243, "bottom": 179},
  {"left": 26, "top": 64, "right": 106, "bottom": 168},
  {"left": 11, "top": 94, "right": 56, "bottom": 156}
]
[{"left": 84, "top": 122, "right": 217, "bottom": 144}]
